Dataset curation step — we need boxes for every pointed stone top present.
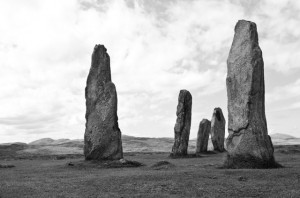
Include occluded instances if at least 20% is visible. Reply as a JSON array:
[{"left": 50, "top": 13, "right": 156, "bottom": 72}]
[
  {"left": 179, "top": 89, "right": 192, "bottom": 98},
  {"left": 213, "top": 107, "right": 223, "bottom": 112},
  {"left": 180, "top": 89, "right": 190, "bottom": 94},
  {"left": 228, "top": 20, "right": 262, "bottom": 73},
  {"left": 177, "top": 90, "right": 192, "bottom": 105},
  {"left": 94, "top": 44, "right": 107, "bottom": 52},
  {"left": 234, "top": 20, "right": 258, "bottom": 44},
  {"left": 212, "top": 107, "right": 225, "bottom": 122},
  {"left": 92, "top": 44, "right": 108, "bottom": 60},
  {"left": 90, "top": 44, "right": 111, "bottom": 83},
  {"left": 200, "top": 119, "right": 210, "bottom": 124},
  {"left": 236, "top": 19, "right": 256, "bottom": 28}
]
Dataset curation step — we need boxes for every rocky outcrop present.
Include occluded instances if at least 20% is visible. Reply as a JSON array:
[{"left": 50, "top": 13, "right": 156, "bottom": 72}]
[
  {"left": 211, "top": 108, "right": 225, "bottom": 152},
  {"left": 171, "top": 90, "right": 192, "bottom": 156},
  {"left": 224, "top": 20, "right": 279, "bottom": 168},
  {"left": 196, "top": 119, "right": 211, "bottom": 153},
  {"left": 84, "top": 44, "right": 123, "bottom": 160}
]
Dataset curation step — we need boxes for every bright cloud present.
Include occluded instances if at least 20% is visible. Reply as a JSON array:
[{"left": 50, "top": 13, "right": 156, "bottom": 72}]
[
  {"left": 0, "top": 0, "right": 300, "bottom": 143},
  {"left": 266, "top": 78, "right": 300, "bottom": 103}
]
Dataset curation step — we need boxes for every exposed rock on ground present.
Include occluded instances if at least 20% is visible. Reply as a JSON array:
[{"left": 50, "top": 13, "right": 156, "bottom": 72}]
[
  {"left": 151, "top": 161, "right": 175, "bottom": 170},
  {"left": 0, "top": 164, "right": 15, "bottom": 168}
]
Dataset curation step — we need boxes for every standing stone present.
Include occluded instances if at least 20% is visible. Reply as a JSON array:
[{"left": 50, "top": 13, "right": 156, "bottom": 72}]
[
  {"left": 84, "top": 44, "right": 123, "bottom": 160},
  {"left": 211, "top": 108, "right": 226, "bottom": 152},
  {"left": 171, "top": 90, "right": 192, "bottom": 156},
  {"left": 196, "top": 119, "right": 211, "bottom": 153},
  {"left": 224, "top": 20, "right": 279, "bottom": 168}
]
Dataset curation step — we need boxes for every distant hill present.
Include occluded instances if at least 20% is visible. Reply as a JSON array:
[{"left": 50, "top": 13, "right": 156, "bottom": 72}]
[
  {"left": 26, "top": 135, "right": 202, "bottom": 153},
  {"left": 29, "top": 138, "right": 81, "bottom": 147},
  {"left": 270, "top": 133, "right": 300, "bottom": 145},
  {"left": 270, "top": 133, "right": 296, "bottom": 140},
  {"left": 0, "top": 133, "right": 299, "bottom": 159},
  {"left": 29, "top": 138, "right": 55, "bottom": 145},
  {"left": 0, "top": 142, "right": 28, "bottom": 159},
  {"left": 0, "top": 142, "right": 27, "bottom": 146}
]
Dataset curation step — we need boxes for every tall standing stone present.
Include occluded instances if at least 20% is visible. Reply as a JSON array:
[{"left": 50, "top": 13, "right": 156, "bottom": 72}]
[
  {"left": 211, "top": 108, "right": 225, "bottom": 152},
  {"left": 224, "top": 20, "right": 279, "bottom": 168},
  {"left": 171, "top": 90, "right": 192, "bottom": 156},
  {"left": 196, "top": 119, "right": 211, "bottom": 153},
  {"left": 84, "top": 44, "right": 123, "bottom": 160}
]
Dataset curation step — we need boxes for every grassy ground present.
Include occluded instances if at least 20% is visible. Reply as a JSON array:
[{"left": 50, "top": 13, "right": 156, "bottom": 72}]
[{"left": 0, "top": 147, "right": 300, "bottom": 198}]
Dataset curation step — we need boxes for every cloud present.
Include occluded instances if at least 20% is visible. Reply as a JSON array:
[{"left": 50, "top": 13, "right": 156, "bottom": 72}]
[
  {"left": 266, "top": 78, "right": 300, "bottom": 103},
  {"left": 0, "top": 0, "right": 300, "bottom": 142},
  {"left": 290, "top": 102, "right": 300, "bottom": 110}
]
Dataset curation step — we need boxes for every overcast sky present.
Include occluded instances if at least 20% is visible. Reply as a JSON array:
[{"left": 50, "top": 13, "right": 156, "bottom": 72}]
[{"left": 0, "top": 0, "right": 300, "bottom": 143}]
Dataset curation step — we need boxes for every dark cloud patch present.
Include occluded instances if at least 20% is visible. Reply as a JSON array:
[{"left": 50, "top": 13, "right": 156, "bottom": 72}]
[
  {"left": 167, "top": 59, "right": 194, "bottom": 74},
  {"left": 79, "top": 0, "right": 109, "bottom": 12},
  {"left": 281, "top": 1, "right": 300, "bottom": 20},
  {"left": 229, "top": 0, "right": 263, "bottom": 16},
  {"left": 0, "top": 42, "right": 18, "bottom": 52},
  {"left": 279, "top": 32, "right": 300, "bottom": 44},
  {"left": 124, "top": 0, "right": 135, "bottom": 9},
  {"left": 167, "top": 43, "right": 229, "bottom": 74},
  {"left": 137, "top": 0, "right": 183, "bottom": 27}
]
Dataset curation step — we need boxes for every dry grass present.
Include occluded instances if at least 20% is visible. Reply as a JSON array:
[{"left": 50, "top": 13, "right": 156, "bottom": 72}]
[
  {"left": 0, "top": 145, "right": 300, "bottom": 197},
  {"left": 68, "top": 159, "right": 145, "bottom": 169}
]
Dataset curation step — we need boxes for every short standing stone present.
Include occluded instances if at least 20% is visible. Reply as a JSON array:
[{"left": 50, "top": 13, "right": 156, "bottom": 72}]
[
  {"left": 171, "top": 90, "right": 192, "bottom": 156},
  {"left": 196, "top": 119, "right": 211, "bottom": 153},
  {"left": 211, "top": 108, "right": 225, "bottom": 152},
  {"left": 84, "top": 44, "right": 123, "bottom": 160},
  {"left": 224, "top": 20, "right": 278, "bottom": 168}
]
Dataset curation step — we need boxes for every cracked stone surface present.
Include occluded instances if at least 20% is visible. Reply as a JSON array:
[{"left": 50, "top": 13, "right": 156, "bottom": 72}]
[
  {"left": 211, "top": 108, "right": 225, "bottom": 152},
  {"left": 224, "top": 20, "right": 276, "bottom": 168},
  {"left": 196, "top": 119, "right": 211, "bottom": 153},
  {"left": 171, "top": 90, "right": 192, "bottom": 156},
  {"left": 84, "top": 44, "right": 123, "bottom": 160}
]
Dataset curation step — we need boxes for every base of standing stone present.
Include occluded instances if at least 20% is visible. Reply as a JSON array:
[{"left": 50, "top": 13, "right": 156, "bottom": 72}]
[
  {"left": 222, "top": 153, "right": 282, "bottom": 169},
  {"left": 196, "top": 150, "right": 218, "bottom": 155},
  {"left": 213, "top": 149, "right": 226, "bottom": 153},
  {"left": 67, "top": 159, "right": 144, "bottom": 169},
  {"left": 169, "top": 153, "right": 202, "bottom": 159}
]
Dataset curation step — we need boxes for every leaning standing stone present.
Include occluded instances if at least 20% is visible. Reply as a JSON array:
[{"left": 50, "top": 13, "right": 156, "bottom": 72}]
[
  {"left": 84, "top": 44, "right": 123, "bottom": 160},
  {"left": 171, "top": 90, "right": 192, "bottom": 156},
  {"left": 211, "top": 108, "right": 225, "bottom": 152},
  {"left": 196, "top": 119, "right": 211, "bottom": 153},
  {"left": 224, "top": 20, "right": 279, "bottom": 168}
]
